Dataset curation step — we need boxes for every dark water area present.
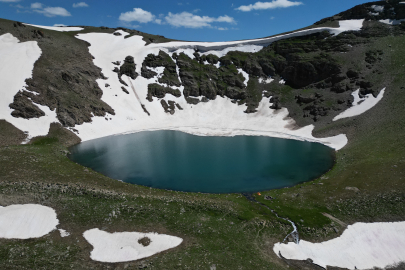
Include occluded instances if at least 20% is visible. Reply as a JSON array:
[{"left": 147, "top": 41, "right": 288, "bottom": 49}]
[{"left": 68, "top": 131, "right": 335, "bottom": 193}]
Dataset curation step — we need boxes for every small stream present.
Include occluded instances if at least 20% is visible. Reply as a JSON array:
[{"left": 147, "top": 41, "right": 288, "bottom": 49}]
[{"left": 242, "top": 193, "right": 299, "bottom": 244}]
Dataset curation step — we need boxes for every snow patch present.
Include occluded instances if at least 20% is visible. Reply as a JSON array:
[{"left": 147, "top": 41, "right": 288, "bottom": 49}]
[
  {"left": 371, "top": 5, "right": 384, "bottom": 13},
  {"left": 333, "top": 88, "right": 385, "bottom": 121},
  {"left": 0, "top": 33, "right": 59, "bottom": 139},
  {"left": 83, "top": 228, "right": 183, "bottom": 263},
  {"left": 59, "top": 229, "right": 70, "bottom": 237},
  {"left": 237, "top": 68, "right": 249, "bottom": 87},
  {"left": 279, "top": 79, "right": 286, "bottom": 85},
  {"left": 0, "top": 204, "right": 59, "bottom": 239},
  {"left": 259, "top": 77, "right": 274, "bottom": 84},
  {"left": 379, "top": 19, "right": 405, "bottom": 25},
  {"left": 329, "top": 19, "right": 364, "bottom": 35},
  {"left": 273, "top": 221, "right": 405, "bottom": 270},
  {"left": 23, "top": 23, "right": 84, "bottom": 32},
  {"left": 199, "top": 44, "right": 264, "bottom": 58}
]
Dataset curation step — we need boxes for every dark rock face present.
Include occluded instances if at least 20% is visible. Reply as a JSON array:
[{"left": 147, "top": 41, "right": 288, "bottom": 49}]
[
  {"left": 121, "top": 87, "right": 129, "bottom": 94},
  {"left": 185, "top": 97, "right": 200, "bottom": 105},
  {"left": 160, "top": 99, "right": 180, "bottom": 114},
  {"left": 9, "top": 91, "right": 45, "bottom": 119},
  {"left": 346, "top": 69, "right": 359, "bottom": 79},
  {"left": 147, "top": 84, "right": 181, "bottom": 101},
  {"left": 270, "top": 96, "right": 282, "bottom": 110},
  {"left": 176, "top": 52, "right": 248, "bottom": 103},
  {"left": 141, "top": 66, "right": 157, "bottom": 79},
  {"left": 119, "top": 56, "right": 138, "bottom": 80},
  {"left": 143, "top": 51, "right": 181, "bottom": 86}
]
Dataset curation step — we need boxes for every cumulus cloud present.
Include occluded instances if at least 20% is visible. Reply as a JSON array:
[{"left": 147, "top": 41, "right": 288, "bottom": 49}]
[
  {"left": 119, "top": 7, "right": 235, "bottom": 29},
  {"left": 0, "top": 0, "right": 21, "bottom": 2},
  {"left": 31, "top": 2, "right": 43, "bottom": 9},
  {"left": 73, "top": 2, "right": 88, "bottom": 8},
  {"left": 119, "top": 8, "right": 155, "bottom": 23},
  {"left": 165, "top": 12, "right": 236, "bottom": 28},
  {"left": 31, "top": 4, "right": 71, "bottom": 17},
  {"left": 236, "top": 0, "right": 303, "bottom": 12}
]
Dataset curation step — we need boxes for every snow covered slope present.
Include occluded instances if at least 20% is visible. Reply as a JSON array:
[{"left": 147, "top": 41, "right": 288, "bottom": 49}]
[
  {"left": 73, "top": 22, "right": 369, "bottom": 150},
  {"left": 1, "top": 19, "right": 367, "bottom": 149},
  {"left": 23, "top": 23, "right": 84, "bottom": 32},
  {"left": 0, "top": 33, "right": 58, "bottom": 140},
  {"left": 146, "top": 19, "right": 364, "bottom": 55},
  {"left": 334, "top": 88, "right": 386, "bottom": 121}
]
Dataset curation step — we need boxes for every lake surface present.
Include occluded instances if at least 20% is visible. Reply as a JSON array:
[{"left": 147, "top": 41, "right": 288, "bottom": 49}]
[{"left": 68, "top": 131, "right": 335, "bottom": 193}]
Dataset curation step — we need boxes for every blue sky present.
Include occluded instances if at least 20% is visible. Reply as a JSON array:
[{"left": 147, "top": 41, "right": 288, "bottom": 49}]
[{"left": 0, "top": 0, "right": 373, "bottom": 41}]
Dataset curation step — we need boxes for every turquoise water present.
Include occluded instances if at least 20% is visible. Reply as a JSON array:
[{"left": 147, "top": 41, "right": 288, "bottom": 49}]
[{"left": 68, "top": 131, "right": 335, "bottom": 193}]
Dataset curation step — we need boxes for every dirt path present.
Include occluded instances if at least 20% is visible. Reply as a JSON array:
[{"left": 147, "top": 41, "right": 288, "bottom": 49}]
[{"left": 322, "top": 213, "right": 347, "bottom": 227}]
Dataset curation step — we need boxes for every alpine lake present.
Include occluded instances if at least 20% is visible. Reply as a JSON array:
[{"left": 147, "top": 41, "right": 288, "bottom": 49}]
[{"left": 68, "top": 131, "right": 335, "bottom": 193}]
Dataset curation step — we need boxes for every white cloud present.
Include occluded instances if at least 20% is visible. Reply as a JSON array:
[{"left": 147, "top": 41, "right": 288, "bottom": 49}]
[
  {"left": 35, "top": 7, "right": 71, "bottom": 17},
  {"left": 119, "top": 8, "right": 155, "bottom": 23},
  {"left": 216, "top": 15, "right": 235, "bottom": 23},
  {"left": 236, "top": 0, "right": 303, "bottom": 12},
  {"left": 217, "top": 27, "right": 228, "bottom": 30},
  {"left": 31, "top": 2, "right": 43, "bottom": 9},
  {"left": 73, "top": 2, "right": 88, "bottom": 8},
  {"left": 30, "top": 2, "right": 71, "bottom": 17},
  {"left": 0, "top": 0, "right": 21, "bottom": 2},
  {"left": 165, "top": 12, "right": 236, "bottom": 28},
  {"left": 155, "top": 19, "right": 162, "bottom": 24}
]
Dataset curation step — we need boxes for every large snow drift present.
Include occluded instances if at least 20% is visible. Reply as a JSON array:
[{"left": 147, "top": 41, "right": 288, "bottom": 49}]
[
  {"left": 146, "top": 19, "right": 364, "bottom": 55},
  {"left": 0, "top": 33, "right": 58, "bottom": 139},
  {"left": 23, "top": 23, "right": 84, "bottom": 32},
  {"left": 75, "top": 29, "right": 349, "bottom": 150},
  {"left": 0, "top": 204, "right": 59, "bottom": 239},
  {"left": 273, "top": 221, "right": 405, "bottom": 270},
  {"left": 83, "top": 228, "right": 183, "bottom": 263},
  {"left": 333, "top": 88, "right": 385, "bottom": 121}
]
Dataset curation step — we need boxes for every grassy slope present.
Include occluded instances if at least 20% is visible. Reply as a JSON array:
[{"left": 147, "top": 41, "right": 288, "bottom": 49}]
[
  {"left": 257, "top": 34, "right": 405, "bottom": 241},
  {"left": 0, "top": 132, "right": 293, "bottom": 269}
]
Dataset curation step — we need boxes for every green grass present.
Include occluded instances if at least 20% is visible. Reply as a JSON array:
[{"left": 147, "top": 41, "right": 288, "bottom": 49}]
[{"left": 0, "top": 142, "right": 290, "bottom": 269}]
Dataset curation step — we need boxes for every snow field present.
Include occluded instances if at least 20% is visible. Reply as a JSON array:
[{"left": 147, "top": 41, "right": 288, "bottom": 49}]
[
  {"left": 150, "top": 20, "right": 365, "bottom": 55},
  {"left": 0, "top": 33, "right": 58, "bottom": 140},
  {"left": 83, "top": 228, "right": 183, "bottom": 263},
  {"left": 273, "top": 221, "right": 405, "bottom": 270},
  {"left": 75, "top": 30, "right": 347, "bottom": 150},
  {"left": 0, "top": 204, "right": 59, "bottom": 239},
  {"left": 23, "top": 23, "right": 84, "bottom": 32},
  {"left": 333, "top": 88, "right": 385, "bottom": 121}
]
